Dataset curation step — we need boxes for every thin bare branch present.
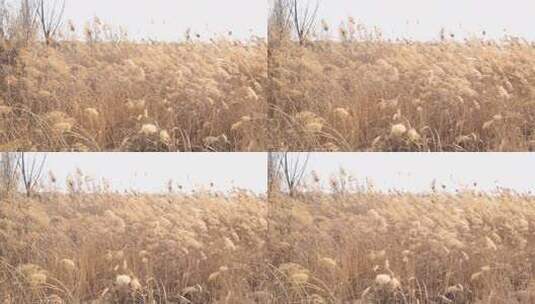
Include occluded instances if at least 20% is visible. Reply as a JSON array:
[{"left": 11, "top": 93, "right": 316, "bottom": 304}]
[
  {"left": 19, "top": 153, "right": 47, "bottom": 197},
  {"left": 36, "top": 0, "right": 64, "bottom": 44}
]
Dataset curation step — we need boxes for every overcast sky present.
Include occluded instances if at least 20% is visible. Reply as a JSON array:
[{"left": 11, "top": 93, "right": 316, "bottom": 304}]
[
  {"left": 20, "top": 152, "right": 535, "bottom": 194},
  {"left": 318, "top": 0, "right": 535, "bottom": 41},
  {"left": 27, "top": 153, "right": 266, "bottom": 194},
  {"left": 62, "top": 0, "right": 267, "bottom": 41},
  {"left": 300, "top": 153, "right": 535, "bottom": 193},
  {"left": 7, "top": 1, "right": 530, "bottom": 41}
]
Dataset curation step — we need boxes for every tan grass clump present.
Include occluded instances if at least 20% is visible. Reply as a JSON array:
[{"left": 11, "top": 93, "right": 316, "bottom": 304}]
[
  {"left": 0, "top": 33, "right": 267, "bottom": 151},
  {"left": 268, "top": 189, "right": 535, "bottom": 303},
  {"left": 269, "top": 22, "right": 535, "bottom": 151},
  {"left": 0, "top": 190, "right": 267, "bottom": 303}
]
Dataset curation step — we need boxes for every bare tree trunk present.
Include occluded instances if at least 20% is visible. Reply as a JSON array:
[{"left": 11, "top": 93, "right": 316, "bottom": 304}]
[
  {"left": 20, "top": 0, "right": 37, "bottom": 43},
  {"left": 268, "top": 152, "right": 281, "bottom": 194},
  {"left": 0, "top": 0, "right": 8, "bottom": 42},
  {"left": 269, "top": 0, "right": 292, "bottom": 46},
  {"left": 268, "top": 0, "right": 320, "bottom": 126},
  {"left": 0, "top": 152, "right": 20, "bottom": 199}
]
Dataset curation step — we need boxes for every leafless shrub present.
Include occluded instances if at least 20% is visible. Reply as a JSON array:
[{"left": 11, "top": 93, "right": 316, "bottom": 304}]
[
  {"left": 36, "top": 0, "right": 64, "bottom": 45},
  {"left": 273, "top": 152, "right": 309, "bottom": 196},
  {"left": 269, "top": 0, "right": 319, "bottom": 45},
  {"left": 19, "top": 152, "right": 46, "bottom": 197}
]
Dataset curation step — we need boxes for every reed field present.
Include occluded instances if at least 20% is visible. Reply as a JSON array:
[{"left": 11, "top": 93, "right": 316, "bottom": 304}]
[
  {"left": 0, "top": 190, "right": 268, "bottom": 303},
  {"left": 268, "top": 21, "right": 535, "bottom": 151},
  {"left": 268, "top": 188, "right": 535, "bottom": 303},
  {"left": 0, "top": 23, "right": 267, "bottom": 152}
]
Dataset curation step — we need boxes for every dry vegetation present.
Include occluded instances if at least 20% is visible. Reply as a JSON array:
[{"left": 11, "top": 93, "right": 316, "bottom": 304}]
[
  {"left": 0, "top": 21, "right": 267, "bottom": 151},
  {"left": 269, "top": 20, "right": 535, "bottom": 151},
  {"left": 0, "top": 190, "right": 268, "bottom": 303},
  {"left": 269, "top": 188, "right": 535, "bottom": 303}
]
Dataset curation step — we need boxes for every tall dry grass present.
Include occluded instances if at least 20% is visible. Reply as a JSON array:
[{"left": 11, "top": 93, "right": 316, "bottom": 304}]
[
  {"left": 0, "top": 23, "right": 267, "bottom": 151},
  {"left": 269, "top": 188, "right": 535, "bottom": 303},
  {"left": 268, "top": 20, "right": 535, "bottom": 151},
  {"left": 3, "top": 169, "right": 534, "bottom": 303},
  {"left": 0, "top": 191, "right": 268, "bottom": 303}
]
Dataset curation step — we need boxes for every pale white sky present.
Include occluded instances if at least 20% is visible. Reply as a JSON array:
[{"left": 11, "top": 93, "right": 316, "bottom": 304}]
[
  {"left": 318, "top": 0, "right": 535, "bottom": 40},
  {"left": 26, "top": 153, "right": 266, "bottom": 194},
  {"left": 18, "top": 153, "right": 535, "bottom": 194},
  {"left": 8, "top": 1, "right": 531, "bottom": 41},
  {"left": 62, "top": 0, "right": 267, "bottom": 41},
  {"left": 300, "top": 153, "right": 535, "bottom": 193}
]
